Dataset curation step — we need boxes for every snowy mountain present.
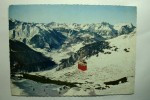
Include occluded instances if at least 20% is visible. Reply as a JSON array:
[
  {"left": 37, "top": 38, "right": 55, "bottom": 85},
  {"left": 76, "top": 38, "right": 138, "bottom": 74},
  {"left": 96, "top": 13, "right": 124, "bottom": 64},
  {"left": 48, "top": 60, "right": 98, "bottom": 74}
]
[
  {"left": 9, "top": 18, "right": 136, "bottom": 71},
  {"left": 9, "top": 19, "right": 67, "bottom": 50},
  {"left": 9, "top": 19, "right": 136, "bottom": 51},
  {"left": 114, "top": 23, "right": 136, "bottom": 35},
  {"left": 10, "top": 18, "right": 136, "bottom": 96}
]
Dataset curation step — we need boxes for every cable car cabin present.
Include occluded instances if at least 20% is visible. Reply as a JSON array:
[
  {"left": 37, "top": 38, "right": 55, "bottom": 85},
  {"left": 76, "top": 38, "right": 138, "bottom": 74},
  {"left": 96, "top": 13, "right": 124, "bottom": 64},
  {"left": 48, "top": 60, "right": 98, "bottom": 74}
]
[{"left": 78, "top": 60, "right": 87, "bottom": 71}]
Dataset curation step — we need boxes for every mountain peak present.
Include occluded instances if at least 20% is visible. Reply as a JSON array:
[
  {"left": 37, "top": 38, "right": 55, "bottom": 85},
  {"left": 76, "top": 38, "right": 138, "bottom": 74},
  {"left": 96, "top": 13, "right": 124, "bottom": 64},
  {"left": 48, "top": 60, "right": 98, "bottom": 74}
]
[{"left": 101, "top": 22, "right": 111, "bottom": 25}]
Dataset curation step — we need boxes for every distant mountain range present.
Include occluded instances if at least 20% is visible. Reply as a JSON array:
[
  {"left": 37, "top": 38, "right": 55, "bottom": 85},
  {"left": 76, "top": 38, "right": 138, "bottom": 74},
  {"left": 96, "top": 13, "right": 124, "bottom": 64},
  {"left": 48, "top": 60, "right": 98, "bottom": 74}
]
[{"left": 9, "top": 19, "right": 136, "bottom": 50}]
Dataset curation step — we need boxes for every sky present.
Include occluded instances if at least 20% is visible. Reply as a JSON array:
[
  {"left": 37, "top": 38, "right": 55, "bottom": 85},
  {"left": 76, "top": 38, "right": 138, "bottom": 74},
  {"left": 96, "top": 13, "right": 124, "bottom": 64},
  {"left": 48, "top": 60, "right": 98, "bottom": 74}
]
[{"left": 9, "top": 5, "right": 137, "bottom": 26}]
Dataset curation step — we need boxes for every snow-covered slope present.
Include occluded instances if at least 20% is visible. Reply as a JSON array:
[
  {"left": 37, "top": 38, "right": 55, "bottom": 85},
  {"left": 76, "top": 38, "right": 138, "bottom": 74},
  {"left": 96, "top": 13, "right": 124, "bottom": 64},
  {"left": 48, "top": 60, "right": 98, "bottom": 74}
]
[{"left": 30, "top": 33, "right": 136, "bottom": 96}]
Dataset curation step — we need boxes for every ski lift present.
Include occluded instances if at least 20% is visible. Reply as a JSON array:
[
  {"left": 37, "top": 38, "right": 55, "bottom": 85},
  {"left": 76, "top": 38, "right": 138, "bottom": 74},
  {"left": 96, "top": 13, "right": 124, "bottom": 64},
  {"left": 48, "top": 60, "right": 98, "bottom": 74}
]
[
  {"left": 78, "top": 60, "right": 87, "bottom": 71},
  {"left": 78, "top": 51, "right": 87, "bottom": 71}
]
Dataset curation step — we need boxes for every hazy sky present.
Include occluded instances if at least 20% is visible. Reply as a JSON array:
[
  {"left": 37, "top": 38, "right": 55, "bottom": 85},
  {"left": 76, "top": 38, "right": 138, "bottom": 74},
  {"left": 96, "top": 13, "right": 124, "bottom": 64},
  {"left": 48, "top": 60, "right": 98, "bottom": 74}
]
[{"left": 9, "top": 5, "right": 137, "bottom": 25}]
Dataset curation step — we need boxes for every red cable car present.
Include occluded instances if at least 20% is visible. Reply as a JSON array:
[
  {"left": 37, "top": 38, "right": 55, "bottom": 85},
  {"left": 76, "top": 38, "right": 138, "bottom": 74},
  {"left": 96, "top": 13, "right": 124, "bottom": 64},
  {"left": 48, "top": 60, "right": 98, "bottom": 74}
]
[{"left": 78, "top": 60, "right": 87, "bottom": 71}]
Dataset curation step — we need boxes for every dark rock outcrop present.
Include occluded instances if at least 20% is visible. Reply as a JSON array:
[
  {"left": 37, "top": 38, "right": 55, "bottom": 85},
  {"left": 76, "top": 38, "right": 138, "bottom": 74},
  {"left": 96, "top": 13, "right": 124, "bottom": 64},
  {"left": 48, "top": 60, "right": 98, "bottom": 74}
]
[{"left": 104, "top": 77, "right": 127, "bottom": 85}]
